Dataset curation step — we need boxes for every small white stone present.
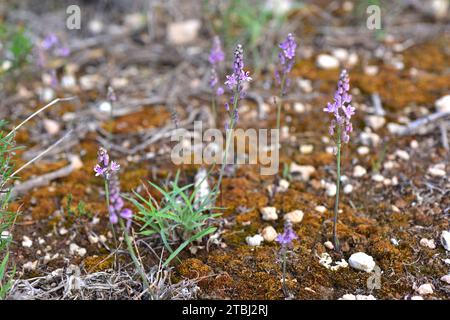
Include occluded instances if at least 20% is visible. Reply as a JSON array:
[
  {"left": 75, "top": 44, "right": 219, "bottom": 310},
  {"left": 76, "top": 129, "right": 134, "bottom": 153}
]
[
  {"left": 419, "top": 238, "right": 436, "bottom": 249},
  {"left": 260, "top": 207, "right": 278, "bottom": 221},
  {"left": 343, "top": 184, "right": 353, "bottom": 194},
  {"left": 410, "top": 140, "right": 419, "bottom": 149},
  {"left": 365, "top": 115, "right": 386, "bottom": 130},
  {"left": 293, "top": 102, "right": 306, "bottom": 113},
  {"left": 325, "top": 183, "right": 337, "bottom": 197},
  {"left": 246, "top": 234, "right": 264, "bottom": 246},
  {"left": 347, "top": 52, "right": 359, "bottom": 67},
  {"left": 69, "top": 243, "right": 87, "bottom": 257},
  {"left": 364, "top": 65, "right": 379, "bottom": 76},
  {"left": 435, "top": 95, "right": 450, "bottom": 113},
  {"left": 339, "top": 294, "right": 356, "bottom": 300},
  {"left": 357, "top": 146, "right": 370, "bottom": 155},
  {"left": 353, "top": 165, "right": 367, "bottom": 178},
  {"left": 440, "top": 274, "right": 450, "bottom": 284},
  {"left": 41, "top": 88, "right": 55, "bottom": 102},
  {"left": 59, "top": 227, "right": 68, "bottom": 236},
  {"left": 315, "top": 205, "right": 327, "bottom": 213},
  {"left": 88, "top": 19, "right": 104, "bottom": 34},
  {"left": 391, "top": 238, "right": 399, "bottom": 246},
  {"left": 371, "top": 174, "right": 384, "bottom": 182},
  {"left": 324, "top": 241, "right": 334, "bottom": 250},
  {"left": 300, "top": 144, "right": 314, "bottom": 154},
  {"left": 395, "top": 149, "right": 410, "bottom": 161},
  {"left": 411, "top": 295, "right": 424, "bottom": 300},
  {"left": 261, "top": 226, "right": 278, "bottom": 242},
  {"left": 416, "top": 283, "right": 433, "bottom": 295},
  {"left": 360, "top": 131, "right": 381, "bottom": 146},
  {"left": 98, "top": 101, "right": 112, "bottom": 113},
  {"left": 88, "top": 234, "right": 99, "bottom": 244},
  {"left": 441, "top": 230, "right": 450, "bottom": 251},
  {"left": 43, "top": 119, "right": 60, "bottom": 136},
  {"left": 290, "top": 163, "right": 315, "bottom": 181},
  {"left": 61, "top": 74, "right": 77, "bottom": 89},
  {"left": 278, "top": 179, "right": 290, "bottom": 192},
  {"left": 167, "top": 20, "right": 201, "bottom": 45},
  {"left": 332, "top": 48, "right": 349, "bottom": 62},
  {"left": 23, "top": 260, "right": 38, "bottom": 271},
  {"left": 22, "top": 236, "right": 33, "bottom": 248},
  {"left": 387, "top": 122, "right": 407, "bottom": 135},
  {"left": 284, "top": 210, "right": 304, "bottom": 224},
  {"left": 428, "top": 164, "right": 446, "bottom": 177},
  {"left": 316, "top": 54, "right": 339, "bottom": 69},
  {"left": 348, "top": 252, "right": 376, "bottom": 272}
]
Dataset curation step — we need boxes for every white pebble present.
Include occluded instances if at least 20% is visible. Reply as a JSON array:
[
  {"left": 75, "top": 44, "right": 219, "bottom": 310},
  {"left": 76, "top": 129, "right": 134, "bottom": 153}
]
[
  {"left": 22, "top": 236, "right": 33, "bottom": 248},
  {"left": 440, "top": 274, "right": 450, "bottom": 284},
  {"left": 365, "top": 115, "right": 385, "bottom": 130},
  {"left": 284, "top": 210, "right": 304, "bottom": 224},
  {"left": 419, "top": 238, "right": 436, "bottom": 249},
  {"left": 428, "top": 164, "right": 446, "bottom": 177},
  {"left": 23, "top": 260, "right": 38, "bottom": 271},
  {"left": 353, "top": 165, "right": 367, "bottom": 178},
  {"left": 98, "top": 101, "right": 112, "bottom": 113},
  {"left": 324, "top": 241, "right": 334, "bottom": 250},
  {"left": 441, "top": 230, "right": 450, "bottom": 251},
  {"left": 357, "top": 146, "right": 370, "bottom": 155},
  {"left": 325, "top": 183, "right": 337, "bottom": 197},
  {"left": 246, "top": 234, "right": 264, "bottom": 246},
  {"left": 348, "top": 252, "right": 376, "bottom": 272},
  {"left": 293, "top": 102, "right": 306, "bottom": 113},
  {"left": 59, "top": 227, "right": 68, "bottom": 235},
  {"left": 371, "top": 174, "right": 384, "bottom": 182},
  {"left": 315, "top": 205, "right": 327, "bottom": 213},
  {"left": 260, "top": 207, "right": 278, "bottom": 221},
  {"left": 290, "top": 163, "right": 316, "bottom": 181},
  {"left": 410, "top": 140, "right": 419, "bottom": 149},
  {"left": 278, "top": 179, "right": 290, "bottom": 192},
  {"left": 43, "top": 119, "right": 60, "bottom": 136},
  {"left": 316, "top": 54, "right": 339, "bottom": 69},
  {"left": 300, "top": 144, "right": 314, "bottom": 154},
  {"left": 261, "top": 226, "right": 278, "bottom": 242},
  {"left": 435, "top": 95, "right": 450, "bottom": 113},
  {"left": 167, "top": 19, "right": 201, "bottom": 45},
  {"left": 410, "top": 296, "right": 424, "bottom": 300},
  {"left": 364, "top": 65, "right": 379, "bottom": 76},
  {"left": 416, "top": 283, "right": 433, "bottom": 295},
  {"left": 395, "top": 149, "right": 410, "bottom": 161},
  {"left": 69, "top": 243, "right": 87, "bottom": 257},
  {"left": 343, "top": 184, "right": 353, "bottom": 194}
]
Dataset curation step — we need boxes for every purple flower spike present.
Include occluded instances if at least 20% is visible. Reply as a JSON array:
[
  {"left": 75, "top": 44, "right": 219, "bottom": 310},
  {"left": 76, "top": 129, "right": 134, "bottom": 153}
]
[
  {"left": 42, "top": 34, "right": 59, "bottom": 50},
  {"left": 276, "top": 220, "right": 298, "bottom": 249},
  {"left": 120, "top": 208, "right": 133, "bottom": 220},
  {"left": 94, "top": 164, "right": 107, "bottom": 177},
  {"left": 324, "top": 69, "right": 355, "bottom": 144},
  {"left": 276, "top": 33, "right": 297, "bottom": 85},
  {"left": 209, "top": 36, "right": 225, "bottom": 65},
  {"left": 110, "top": 212, "right": 118, "bottom": 224}
]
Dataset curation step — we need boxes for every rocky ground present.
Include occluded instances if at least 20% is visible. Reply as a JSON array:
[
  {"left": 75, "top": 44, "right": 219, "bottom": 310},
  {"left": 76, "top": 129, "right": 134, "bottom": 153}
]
[{"left": 1, "top": 0, "right": 449, "bottom": 300}]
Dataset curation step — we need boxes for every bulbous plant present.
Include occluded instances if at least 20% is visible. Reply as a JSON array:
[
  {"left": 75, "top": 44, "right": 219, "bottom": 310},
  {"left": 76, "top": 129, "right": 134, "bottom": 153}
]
[
  {"left": 214, "top": 44, "right": 251, "bottom": 195},
  {"left": 276, "top": 219, "right": 298, "bottom": 297},
  {"left": 323, "top": 69, "right": 355, "bottom": 250},
  {"left": 94, "top": 147, "right": 149, "bottom": 289},
  {"left": 275, "top": 33, "right": 297, "bottom": 131}
]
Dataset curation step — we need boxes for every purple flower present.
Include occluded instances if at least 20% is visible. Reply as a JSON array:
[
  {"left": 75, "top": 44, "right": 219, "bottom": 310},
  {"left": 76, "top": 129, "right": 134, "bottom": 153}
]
[
  {"left": 94, "top": 164, "right": 107, "bottom": 177},
  {"left": 324, "top": 69, "right": 355, "bottom": 144},
  {"left": 42, "top": 34, "right": 59, "bottom": 50},
  {"left": 276, "top": 220, "right": 298, "bottom": 249},
  {"left": 216, "top": 86, "right": 224, "bottom": 96},
  {"left": 110, "top": 161, "right": 120, "bottom": 171},
  {"left": 94, "top": 147, "right": 133, "bottom": 226},
  {"left": 55, "top": 46, "right": 70, "bottom": 57},
  {"left": 276, "top": 33, "right": 297, "bottom": 86},
  {"left": 209, "top": 36, "right": 225, "bottom": 65},
  {"left": 224, "top": 44, "right": 252, "bottom": 93}
]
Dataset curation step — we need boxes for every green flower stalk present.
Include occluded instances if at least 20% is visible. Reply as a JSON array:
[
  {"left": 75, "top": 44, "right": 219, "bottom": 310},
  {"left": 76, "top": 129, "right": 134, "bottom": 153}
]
[{"left": 323, "top": 70, "right": 355, "bottom": 250}]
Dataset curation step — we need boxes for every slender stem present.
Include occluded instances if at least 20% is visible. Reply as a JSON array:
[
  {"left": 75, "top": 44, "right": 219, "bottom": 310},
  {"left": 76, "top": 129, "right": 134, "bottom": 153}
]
[
  {"left": 119, "top": 219, "right": 151, "bottom": 291},
  {"left": 282, "top": 249, "right": 287, "bottom": 294},
  {"left": 276, "top": 74, "right": 286, "bottom": 132},
  {"left": 214, "top": 90, "right": 239, "bottom": 197},
  {"left": 333, "top": 126, "right": 341, "bottom": 251},
  {"left": 211, "top": 94, "right": 217, "bottom": 125},
  {"left": 104, "top": 179, "right": 118, "bottom": 259}
]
